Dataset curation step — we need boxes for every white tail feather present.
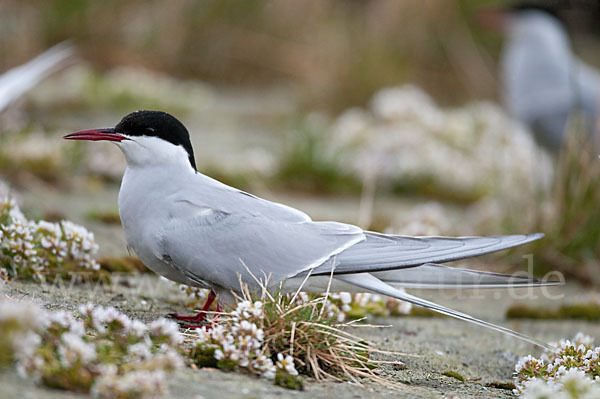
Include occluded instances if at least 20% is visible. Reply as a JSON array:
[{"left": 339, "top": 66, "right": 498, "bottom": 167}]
[
  {"left": 374, "top": 263, "right": 563, "bottom": 289},
  {"left": 335, "top": 273, "right": 552, "bottom": 349}
]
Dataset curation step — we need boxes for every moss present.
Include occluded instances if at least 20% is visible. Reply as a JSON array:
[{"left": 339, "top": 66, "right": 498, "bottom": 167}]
[
  {"left": 216, "top": 358, "right": 238, "bottom": 372},
  {"left": 344, "top": 305, "right": 368, "bottom": 320},
  {"left": 506, "top": 303, "right": 600, "bottom": 321},
  {"left": 274, "top": 370, "right": 304, "bottom": 390},
  {"left": 486, "top": 381, "right": 516, "bottom": 390},
  {"left": 441, "top": 370, "right": 465, "bottom": 382},
  {"left": 191, "top": 346, "right": 218, "bottom": 368},
  {"left": 41, "top": 368, "right": 95, "bottom": 393}
]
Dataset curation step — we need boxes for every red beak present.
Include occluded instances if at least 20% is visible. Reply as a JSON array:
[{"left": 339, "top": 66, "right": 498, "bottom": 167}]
[{"left": 63, "top": 128, "right": 129, "bottom": 142}]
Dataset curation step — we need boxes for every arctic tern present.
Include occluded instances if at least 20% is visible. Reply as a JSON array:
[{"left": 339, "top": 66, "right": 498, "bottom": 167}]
[
  {"left": 484, "top": 3, "right": 600, "bottom": 152},
  {"left": 64, "top": 110, "right": 559, "bottom": 347}
]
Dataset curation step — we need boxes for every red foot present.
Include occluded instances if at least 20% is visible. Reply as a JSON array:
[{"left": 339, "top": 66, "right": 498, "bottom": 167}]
[
  {"left": 178, "top": 323, "right": 212, "bottom": 330},
  {"left": 169, "top": 312, "right": 209, "bottom": 324},
  {"left": 169, "top": 290, "right": 221, "bottom": 328}
]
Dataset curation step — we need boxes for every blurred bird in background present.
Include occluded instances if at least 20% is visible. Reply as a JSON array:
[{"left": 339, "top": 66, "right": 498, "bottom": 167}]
[
  {"left": 481, "top": 2, "right": 600, "bottom": 153},
  {"left": 0, "top": 41, "right": 74, "bottom": 113}
]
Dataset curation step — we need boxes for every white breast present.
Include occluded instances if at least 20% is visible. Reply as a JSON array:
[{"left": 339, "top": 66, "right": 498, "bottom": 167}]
[{"left": 118, "top": 165, "right": 196, "bottom": 285}]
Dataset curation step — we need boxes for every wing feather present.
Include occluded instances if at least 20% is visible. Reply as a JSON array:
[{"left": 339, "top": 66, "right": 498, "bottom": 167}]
[
  {"left": 306, "top": 233, "right": 543, "bottom": 276},
  {"left": 158, "top": 211, "right": 363, "bottom": 291}
]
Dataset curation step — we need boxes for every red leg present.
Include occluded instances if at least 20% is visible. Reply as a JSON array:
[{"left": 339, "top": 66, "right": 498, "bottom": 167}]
[{"left": 169, "top": 290, "right": 216, "bottom": 325}]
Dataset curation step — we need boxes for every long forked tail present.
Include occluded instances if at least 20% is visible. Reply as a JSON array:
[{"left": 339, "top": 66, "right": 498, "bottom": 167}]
[{"left": 335, "top": 273, "right": 553, "bottom": 349}]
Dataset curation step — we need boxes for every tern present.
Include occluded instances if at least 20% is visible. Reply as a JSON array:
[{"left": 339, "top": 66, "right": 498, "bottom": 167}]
[
  {"left": 484, "top": 3, "right": 600, "bottom": 152},
  {"left": 65, "top": 110, "right": 559, "bottom": 347},
  {"left": 0, "top": 41, "right": 74, "bottom": 113}
]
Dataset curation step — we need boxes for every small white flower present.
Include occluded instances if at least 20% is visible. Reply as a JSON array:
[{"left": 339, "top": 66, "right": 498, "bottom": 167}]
[
  {"left": 276, "top": 353, "right": 298, "bottom": 376},
  {"left": 339, "top": 292, "right": 352, "bottom": 305},
  {"left": 129, "top": 320, "right": 148, "bottom": 338},
  {"left": 58, "top": 332, "right": 97, "bottom": 366},
  {"left": 149, "top": 318, "right": 183, "bottom": 346},
  {"left": 127, "top": 342, "right": 152, "bottom": 360}
]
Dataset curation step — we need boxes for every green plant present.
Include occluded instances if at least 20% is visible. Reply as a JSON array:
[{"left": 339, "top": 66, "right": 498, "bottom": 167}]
[
  {"left": 274, "top": 122, "right": 361, "bottom": 195},
  {"left": 0, "top": 196, "right": 100, "bottom": 281},
  {"left": 0, "top": 301, "right": 183, "bottom": 398},
  {"left": 532, "top": 122, "right": 600, "bottom": 282},
  {"left": 513, "top": 333, "right": 600, "bottom": 397},
  {"left": 442, "top": 370, "right": 465, "bottom": 382},
  {"left": 506, "top": 303, "right": 600, "bottom": 321}
]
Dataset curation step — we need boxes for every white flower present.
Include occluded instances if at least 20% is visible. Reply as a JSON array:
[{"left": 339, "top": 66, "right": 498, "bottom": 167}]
[
  {"left": 573, "top": 333, "right": 595, "bottom": 348},
  {"left": 58, "top": 332, "right": 97, "bottom": 367},
  {"left": 91, "top": 370, "right": 167, "bottom": 399},
  {"left": 519, "top": 377, "right": 559, "bottom": 399},
  {"left": 130, "top": 320, "right": 148, "bottom": 338},
  {"left": 127, "top": 342, "right": 152, "bottom": 360},
  {"left": 0, "top": 300, "right": 47, "bottom": 331},
  {"left": 515, "top": 355, "right": 537, "bottom": 373},
  {"left": 233, "top": 300, "right": 263, "bottom": 319},
  {"left": 149, "top": 318, "right": 183, "bottom": 346},
  {"left": 91, "top": 306, "right": 131, "bottom": 333},
  {"left": 339, "top": 292, "right": 352, "bottom": 305},
  {"left": 520, "top": 368, "right": 600, "bottom": 399},
  {"left": 276, "top": 353, "right": 298, "bottom": 376},
  {"left": 12, "top": 331, "right": 41, "bottom": 362},
  {"left": 48, "top": 310, "right": 85, "bottom": 335},
  {"left": 156, "top": 349, "right": 184, "bottom": 370},
  {"left": 394, "top": 299, "right": 412, "bottom": 315}
]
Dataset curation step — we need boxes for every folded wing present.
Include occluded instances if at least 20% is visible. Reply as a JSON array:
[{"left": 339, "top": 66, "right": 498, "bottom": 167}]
[
  {"left": 307, "top": 232, "right": 543, "bottom": 275},
  {"left": 158, "top": 210, "right": 364, "bottom": 290}
]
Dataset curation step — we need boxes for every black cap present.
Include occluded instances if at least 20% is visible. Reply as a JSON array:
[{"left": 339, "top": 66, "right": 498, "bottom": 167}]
[{"left": 115, "top": 110, "right": 196, "bottom": 170}]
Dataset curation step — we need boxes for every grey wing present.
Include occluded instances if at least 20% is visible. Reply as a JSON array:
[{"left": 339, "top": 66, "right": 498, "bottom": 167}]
[
  {"left": 158, "top": 209, "right": 364, "bottom": 291},
  {"left": 184, "top": 173, "right": 311, "bottom": 223},
  {"left": 306, "top": 232, "right": 543, "bottom": 275}
]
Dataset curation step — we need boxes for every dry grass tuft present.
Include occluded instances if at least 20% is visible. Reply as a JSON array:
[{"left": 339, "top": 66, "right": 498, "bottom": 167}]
[
  {"left": 531, "top": 120, "right": 600, "bottom": 283},
  {"left": 184, "top": 275, "right": 407, "bottom": 389}
]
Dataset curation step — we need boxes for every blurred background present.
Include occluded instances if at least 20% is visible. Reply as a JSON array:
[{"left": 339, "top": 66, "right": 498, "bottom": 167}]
[{"left": 1, "top": 0, "right": 599, "bottom": 283}]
